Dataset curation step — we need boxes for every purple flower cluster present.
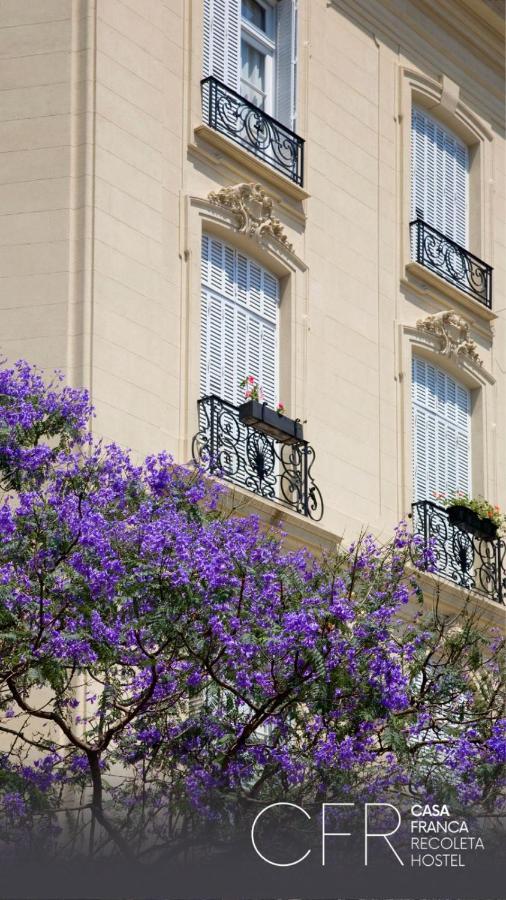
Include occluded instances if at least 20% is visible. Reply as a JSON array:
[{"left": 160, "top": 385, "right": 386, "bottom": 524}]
[
  {"left": 0, "top": 358, "right": 503, "bottom": 847},
  {"left": 0, "top": 359, "right": 92, "bottom": 490}
]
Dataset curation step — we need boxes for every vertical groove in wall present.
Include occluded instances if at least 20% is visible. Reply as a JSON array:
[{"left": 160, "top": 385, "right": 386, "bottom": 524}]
[
  {"left": 376, "top": 34, "right": 382, "bottom": 516},
  {"left": 394, "top": 55, "right": 404, "bottom": 520},
  {"left": 178, "top": 0, "right": 192, "bottom": 461},
  {"left": 300, "top": 0, "right": 310, "bottom": 429},
  {"left": 488, "top": 138, "right": 496, "bottom": 504},
  {"left": 67, "top": 0, "right": 97, "bottom": 431}
]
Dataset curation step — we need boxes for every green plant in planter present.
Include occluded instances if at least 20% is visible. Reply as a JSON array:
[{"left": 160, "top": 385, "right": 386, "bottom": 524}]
[
  {"left": 435, "top": 491, "right": 506, "bottom": 532},
  {"left": 239, "top": 377, "right": 286, "bottom": 415},
  {"left": 239, "top": 375, "right": 264, "bottom": 403}
]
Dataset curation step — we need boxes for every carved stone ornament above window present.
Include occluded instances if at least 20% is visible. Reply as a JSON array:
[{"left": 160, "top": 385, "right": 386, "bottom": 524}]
[
  {"left": 416, "top": 310, "right": 483, "bottom": 366},
  {"left": 208, "top": 182, "right": 293, "bottom": 252}
]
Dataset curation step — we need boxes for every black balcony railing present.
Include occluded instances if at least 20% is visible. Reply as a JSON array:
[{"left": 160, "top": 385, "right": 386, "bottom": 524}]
[
  {"left": 410, "top": 219, "right": 493, "bottom": 308},
  {"left": 201, "top": 76, "right": 304, "bottom": 187},
  {"left": 411, "top": 500, "right": 505, "bottom": 605},
  {"left": 192, "top": 395, "right": 323, "bottom": 520}
]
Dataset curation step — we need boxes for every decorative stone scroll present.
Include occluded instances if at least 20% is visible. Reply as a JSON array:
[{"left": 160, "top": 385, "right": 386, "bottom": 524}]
[
  {"left": 416, "top": 310, "right": 483, "bottom": 366},
  {"left": 208, "top": 182, "right": 293, "bottom": 252}
]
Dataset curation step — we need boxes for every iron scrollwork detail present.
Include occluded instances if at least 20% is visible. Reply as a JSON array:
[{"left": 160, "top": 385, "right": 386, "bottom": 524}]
[
  {"left": 201, "top": 76, "right": 304, "bottom": 187},
  {"left": 411, "top": 500, "right": 505, "bottom": 605},
  {"left": 410, "top": 219, "right": 492, "bottom": 308},
  {"left": 192, "top": 396, "right": 323, "bottom": 521}
]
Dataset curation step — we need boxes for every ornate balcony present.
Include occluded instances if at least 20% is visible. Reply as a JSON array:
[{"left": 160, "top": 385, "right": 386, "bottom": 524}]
[
  {"left": 201, "top": 76, "right": 304, "bottom": 187},
  {"left": 411, "top": 500, "right": 505, "bottom": 605},
  {"left": 410, "top": 219, "right": 493, "bottom": 308},
  {"left": 192, "top": 395, "right": 323, "bottom": 520}
]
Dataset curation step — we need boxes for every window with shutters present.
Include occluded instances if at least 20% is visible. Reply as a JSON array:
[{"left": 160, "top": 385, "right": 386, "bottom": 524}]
[
  {"left": 203, "top": 0, "right": 297, "bottom": 128},
  {"left": 200, "top": 233, "right": 279, "bottom": 408},
  {"left": 411, "top": 106, "right": 469, "bottom": 248},
  {"left": 201, "top": 1, "right": 303, "bottom": 184},
  {"left": 409, "top": 356, "right": 505, "bottom": 600},
  {"left": 409, "top": 106, "right": 493, "bottom": 307},
  {"left": 193, "top": 232, "right": 323, "bottom": 520},
  {"left": 412, "top": 356, "right": 471, "bottom": 504}
]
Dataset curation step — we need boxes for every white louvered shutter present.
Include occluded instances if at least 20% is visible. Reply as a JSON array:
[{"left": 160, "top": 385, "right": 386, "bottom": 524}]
[
  {"left": 203, "top": 0, "right": 212, "bottom": 78},
  {"left": 454, "top": 141, "right": 468, "bottom": 248},
  {"left": 411, "top": 107, "right": 427, "bottom": 222},
  {"left": 260, "top": 324, "right": 277, "bottom": 408},
  {"left": 411, "top": 106, "right": 469, "bottom": 248},
  {"left": 206, "top": 295, "right": 224, "bottom": 396},
  {"left": 201, "top": 235, "right": 279, "bottom": 407},
  {"left": 223, "top": 299, "right": 236, "bottom": 402},
  {"left": 276, "top": 0, "right": 297, "bottom": 130},
  {"left": 202, "top": 0, "right": 240, "bottom": 91},
  {"left": 412, "top": 357, "right": 471, "bottom": 504}
]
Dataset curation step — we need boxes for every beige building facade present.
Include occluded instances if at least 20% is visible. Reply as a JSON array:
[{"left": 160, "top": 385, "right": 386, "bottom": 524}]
[{"left": 0, "top": 0, "right": 505, "bottom": 620}]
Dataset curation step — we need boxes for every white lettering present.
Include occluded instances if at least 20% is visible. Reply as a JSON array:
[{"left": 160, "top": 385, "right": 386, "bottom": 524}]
[
  {"left": 250, "top": 802, "right": 311, "bottom": 867},
  {"left": 322, "top": 803, "right": 354, "bottom": 866},
  {"left": 365, "top": 803, "right": 404, "bottom": 866}
]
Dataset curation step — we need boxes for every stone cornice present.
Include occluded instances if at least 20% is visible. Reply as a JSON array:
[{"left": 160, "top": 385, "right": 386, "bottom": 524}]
[
  {"left": 412, "top": 0, "right": 504, "bottom": 81},
  {"left": 330, "top": 0, "right": 504, "bottom": 121},
  {"left": 402, "top": 264, "right": 496, "bottom": 333},
  {"left": 439, "top": 0, "right": 505, "bottom": 41},
  {"left": 192, "top": 125, "right": 309, "bottom": 209}
]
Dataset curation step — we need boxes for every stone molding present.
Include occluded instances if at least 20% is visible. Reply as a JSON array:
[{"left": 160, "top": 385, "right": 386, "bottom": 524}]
[
  {"left": 416, "top": 310, "right": 483, "bottom": 366},
  {"left": 208, "top": 182, "right": 293, "bottom": 251}
]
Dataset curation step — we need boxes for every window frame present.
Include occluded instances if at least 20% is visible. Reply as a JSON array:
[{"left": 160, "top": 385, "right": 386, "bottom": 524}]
[
  {"left": 240, "top": 0, "right": 277, "bottom": 115},
  {"left": 410, "top": 104, "right": 470, "bottom": 251},
  {"left": 411, "top": 355, "right": 472, "bottom": 505},
  {"left": 196, "top": 0, "right": 305, "bottom": 191},
  {"left": 180, "top": 198, "right": 308, "bottom": 467},
  {"left": 200, "top": 232, "right": 280, "bottom": 409},
  {"left": 399, "top": 68, "right": 494, "bottom": 293},
  {"left": 398, "top": 321, "right": 496, "bottom": 519}
]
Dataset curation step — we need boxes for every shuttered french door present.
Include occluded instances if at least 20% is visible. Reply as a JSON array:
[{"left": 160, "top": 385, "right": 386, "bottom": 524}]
[
  {"left": 411, "top": 106, "right": 469, "bottom": 248},
  {"left": 200, "top": 234, "right": 279, "bottom": 407},
  {"left": 412, "top": 356, "right": 471, "bottom": 504}
]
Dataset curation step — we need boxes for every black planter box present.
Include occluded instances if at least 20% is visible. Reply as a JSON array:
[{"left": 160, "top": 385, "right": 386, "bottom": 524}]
[
  {"left": 447, "top": 504, "right": 498, "bottom": 541},
  {"left": 238, "top": 400, "right": 303, "bottom": 444}
]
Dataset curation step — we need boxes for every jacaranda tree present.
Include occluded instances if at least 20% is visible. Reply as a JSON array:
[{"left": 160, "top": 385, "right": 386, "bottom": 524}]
[{"left": 0, "top": 359, "right": 504, "bottom": 859}]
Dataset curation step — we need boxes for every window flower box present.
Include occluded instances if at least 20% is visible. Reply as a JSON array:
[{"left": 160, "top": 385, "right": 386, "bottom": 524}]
[
  {"left": 238, "top": 400, "right": 303, "bottom": 445},
  {"left": 447, "top": 504, "right": 497, "bottom": 542}
]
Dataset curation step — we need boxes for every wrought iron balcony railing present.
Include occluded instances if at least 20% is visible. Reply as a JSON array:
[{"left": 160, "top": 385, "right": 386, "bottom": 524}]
[
  {"left": 192, "top": 395, "right": 323, "bottom": 520},
  {"left": 411, "top": 500, "right": 505, "bottom": 605},
  {"left": 410, "top": 219, "right": 493, "bottom": 308},
  {"left": 201, "top": 76, "right": 304, "bottom": 187}
]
